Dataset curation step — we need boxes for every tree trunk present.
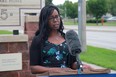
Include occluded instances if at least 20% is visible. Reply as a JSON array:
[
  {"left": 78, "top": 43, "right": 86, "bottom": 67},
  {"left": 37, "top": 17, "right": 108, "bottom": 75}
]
[{"left": 96, "top": 18, "right": 98, "bottom": 25}]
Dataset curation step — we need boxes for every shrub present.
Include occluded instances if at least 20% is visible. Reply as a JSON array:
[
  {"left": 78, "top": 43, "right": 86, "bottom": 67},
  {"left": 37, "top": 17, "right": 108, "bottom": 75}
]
[{"left": 87, "top": 19, "right": 107, "bottom": 23}]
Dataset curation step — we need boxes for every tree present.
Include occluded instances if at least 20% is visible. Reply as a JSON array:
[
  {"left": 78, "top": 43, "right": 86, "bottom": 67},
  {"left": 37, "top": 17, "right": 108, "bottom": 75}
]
[
  {"left": 57, "top": 5, "right": 65, "bottom": 18},
  {"left": 87, "top": 0, "right": 108, "bottom": 25},
  {"left": 64, "top": 1, "right": 78, "bottom": 18},
  {"left": 45, "top": 0, "right": 53, "bottom": 5},
  {"left": 107, "top": 0, "right": 116, "bottom": 16}
]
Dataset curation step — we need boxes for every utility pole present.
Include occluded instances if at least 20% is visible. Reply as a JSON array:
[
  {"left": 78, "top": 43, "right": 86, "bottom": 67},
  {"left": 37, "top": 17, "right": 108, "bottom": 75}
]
[
  {"left": 78, "top": 0, "right": 86, "bottom": 52},
  {"left": 65, "top": 5, "right": 67, "bottom": 18}
]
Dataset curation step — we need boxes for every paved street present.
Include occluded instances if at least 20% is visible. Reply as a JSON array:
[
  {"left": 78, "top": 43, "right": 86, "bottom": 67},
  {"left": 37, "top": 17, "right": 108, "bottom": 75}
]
[
  {"left": 64, "top": 25, "right": 116, "bottom": 51},
  {"left": 64, "top": 25, "right": 116, "bottom": 32},
  {"left": 87, "top": 31, "right": 116, "bottom": 51}
]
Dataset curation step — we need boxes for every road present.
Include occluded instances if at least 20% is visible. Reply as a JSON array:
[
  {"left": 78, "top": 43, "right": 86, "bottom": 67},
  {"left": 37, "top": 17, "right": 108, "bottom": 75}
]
[
  {"left": 64, "top": 26, "right": 116, "bottom": 51},
  {"left": 87, "top": 31, "right": 116, "bottom": 51}
]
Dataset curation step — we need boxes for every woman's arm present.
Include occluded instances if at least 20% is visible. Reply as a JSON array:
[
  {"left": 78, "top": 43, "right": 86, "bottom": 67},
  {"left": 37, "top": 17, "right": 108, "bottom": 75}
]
[
  {"left": 30, "top": 65, "right": 50, "bottom": 74},
  {"left": 30, "top": 65, "right": 76, "bottom": 74}
]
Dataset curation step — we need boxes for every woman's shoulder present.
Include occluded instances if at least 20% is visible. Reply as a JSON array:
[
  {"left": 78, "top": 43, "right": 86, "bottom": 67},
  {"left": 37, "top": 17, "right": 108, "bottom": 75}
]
[
  {"left": 30, "top": 36, "right": 41, "bottom": 51},
  {"left": 31, "top": 36, "right": 40, "bottom": 46}
]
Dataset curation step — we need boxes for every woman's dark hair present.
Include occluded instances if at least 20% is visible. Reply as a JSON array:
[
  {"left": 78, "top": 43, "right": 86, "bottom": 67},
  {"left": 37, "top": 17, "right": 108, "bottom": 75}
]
[
  {"left": 30, "top": 5, "right": 65, "bottom": 64},
  {"left": 34, "top": 4, "right": 65, "bottom": 47}
]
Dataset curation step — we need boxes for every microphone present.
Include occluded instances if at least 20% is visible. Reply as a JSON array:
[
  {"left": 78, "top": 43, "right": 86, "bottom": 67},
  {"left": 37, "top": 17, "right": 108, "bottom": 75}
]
[
  {"left": 65, "top": 30, "right": 83, "bottom": 73},
  {"left": 65, "top": 30, "right": 81, "bottom": 55}
]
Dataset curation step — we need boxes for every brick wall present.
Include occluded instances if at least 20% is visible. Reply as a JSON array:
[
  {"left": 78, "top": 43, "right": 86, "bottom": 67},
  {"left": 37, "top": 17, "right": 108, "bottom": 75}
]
[
  {"left": 0, "top": 15, "right": 39, "bottom": 77},
  {"left": 24, "top": 22, "right": 38, "bottom": 45},
  {"left": 24, "top": 16, "right": 39, "bottom": 77},
  {"left": 24, "top": 15, "right": 39, "bottom": 46},
  {"left": 0, "top": 35, "right": 36, "bottom": 77}
]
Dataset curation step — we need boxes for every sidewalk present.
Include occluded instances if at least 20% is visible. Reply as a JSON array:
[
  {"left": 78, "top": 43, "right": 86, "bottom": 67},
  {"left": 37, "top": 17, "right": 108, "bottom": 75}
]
[
  {"left": 64, "top": 25, "right": 116, "bottom": 32},
  {"left": 83, "top": 62, "right": 116, "bottom": 73},
  {"left": 64, "top": 25, "right": 116, "bottom": 73}
]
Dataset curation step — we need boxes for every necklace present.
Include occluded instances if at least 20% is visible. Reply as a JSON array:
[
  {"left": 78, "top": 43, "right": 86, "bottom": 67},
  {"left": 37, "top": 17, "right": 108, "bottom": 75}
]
[
  {"left": 48, "top": 32, "right": 65, "bottom": 45},
  {"left": 55, "top": 36, "right": 59, "bottom": 41},
  {"left": 51, "top": 33, "right": 61, "bottom": 43}
]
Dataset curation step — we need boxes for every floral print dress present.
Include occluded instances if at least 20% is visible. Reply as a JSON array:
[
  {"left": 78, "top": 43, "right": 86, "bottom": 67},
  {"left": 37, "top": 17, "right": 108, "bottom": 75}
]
[{"left": 42, "top": 40, "right": 69, "bottom": 68}]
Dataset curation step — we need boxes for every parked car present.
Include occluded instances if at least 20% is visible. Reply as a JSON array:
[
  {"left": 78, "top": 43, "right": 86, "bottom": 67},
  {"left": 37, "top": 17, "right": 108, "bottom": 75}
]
[
  {"left": 107, "top": 16, "right": 116, "bottom": 22},
  {"left": 102, "top": 16, "right": 110, "bottom": 20}
]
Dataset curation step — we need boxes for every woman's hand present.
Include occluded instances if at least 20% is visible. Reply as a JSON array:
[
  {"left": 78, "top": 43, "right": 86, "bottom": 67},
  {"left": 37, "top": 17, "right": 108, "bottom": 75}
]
[
  {"left": 49, "top": 67, "right": 76, "bottom": 73},
  {"left": 82, "top": 64, "right": 92, "bottom": 69}
]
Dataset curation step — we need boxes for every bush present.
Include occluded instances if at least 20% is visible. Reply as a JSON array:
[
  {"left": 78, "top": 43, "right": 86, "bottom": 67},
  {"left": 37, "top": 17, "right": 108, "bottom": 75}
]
[{"left": 87, "top": 19, "right": 107, "bottom": 23}]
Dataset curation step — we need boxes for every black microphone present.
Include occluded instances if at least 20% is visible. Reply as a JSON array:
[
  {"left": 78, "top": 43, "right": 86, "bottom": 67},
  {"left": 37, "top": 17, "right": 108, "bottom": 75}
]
[
  {"left": 65, "top": 30, "right": 83, "bottom": 73},
  {"left": 65, "top": 30, "right": 81, "bottom": 55}
]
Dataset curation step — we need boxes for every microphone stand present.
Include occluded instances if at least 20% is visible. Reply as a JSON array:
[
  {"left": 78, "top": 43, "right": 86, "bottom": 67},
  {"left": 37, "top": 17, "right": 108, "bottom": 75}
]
[{"left": 76, "top": 54, "right": 83, "bottom": 74}]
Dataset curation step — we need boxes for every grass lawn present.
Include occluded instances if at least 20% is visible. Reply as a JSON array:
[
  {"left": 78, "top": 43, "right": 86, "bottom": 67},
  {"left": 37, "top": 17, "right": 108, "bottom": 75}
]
[
  {"left": 0, "top": 30, "right": 13, "bottom": 34},
  {"left": 81, "top": 46, "right": 116, "bottom": 70},
  {"left": 64, "top": 20, "right": 116, "bottom": 26},
  {"left": 87, "top": 22, "right": 116, "bottom": 26}
]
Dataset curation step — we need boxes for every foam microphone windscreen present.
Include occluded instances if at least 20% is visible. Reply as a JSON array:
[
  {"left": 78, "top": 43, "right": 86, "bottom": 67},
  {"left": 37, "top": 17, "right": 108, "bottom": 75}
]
[{"left": 65, "top": 30, "right": 81, "bottom": 56}]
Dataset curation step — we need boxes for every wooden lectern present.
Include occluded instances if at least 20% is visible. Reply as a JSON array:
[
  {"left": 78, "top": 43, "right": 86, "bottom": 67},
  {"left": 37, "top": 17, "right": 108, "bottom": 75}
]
[{"left": 36, "top": 68, "right": 111, "bottom": 77}]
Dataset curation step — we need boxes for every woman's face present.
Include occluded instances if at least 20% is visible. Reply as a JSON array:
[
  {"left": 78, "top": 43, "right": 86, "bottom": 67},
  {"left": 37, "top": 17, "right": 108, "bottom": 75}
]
[{"left": 48, "top": 9, "right": 60, "bottom": 30}]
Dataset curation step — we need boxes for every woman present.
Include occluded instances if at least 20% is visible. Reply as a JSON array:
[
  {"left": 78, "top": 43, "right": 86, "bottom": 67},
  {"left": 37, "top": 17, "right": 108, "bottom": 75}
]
[{"left": 30, "top": 4, "right": 77, "bottom": 74}]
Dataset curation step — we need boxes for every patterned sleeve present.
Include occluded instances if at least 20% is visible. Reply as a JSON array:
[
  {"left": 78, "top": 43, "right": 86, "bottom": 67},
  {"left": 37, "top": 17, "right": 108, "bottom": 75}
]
[{"left": 29, "top": 36, "right": 42, "bottom": 65}]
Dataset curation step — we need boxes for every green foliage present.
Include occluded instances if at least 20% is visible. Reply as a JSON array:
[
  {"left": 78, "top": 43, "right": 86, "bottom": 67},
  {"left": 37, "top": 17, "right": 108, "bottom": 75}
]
[
  {"left": 106, "top": 0, "right": 116, "bottom": 16},
  {"left": 64, "top": 1, "right": 78, "bottom": 18},
  {"left": 87, "top": 19, "right": 107, "bottom": 23},
  {"left": 45, "top": 0, "right": 53, "bottom": 5},
  {"left": 56, "top": 0, "right": 115, "bottom": 20},
  {"left": 81, "top": 46, "right": 116, "bottom": 70},
  {"left": 87, "top": 0, "right": 108, "bottom": 20},
  {"left": 57, "top": 5, "right": 65, "bottom": 18}
]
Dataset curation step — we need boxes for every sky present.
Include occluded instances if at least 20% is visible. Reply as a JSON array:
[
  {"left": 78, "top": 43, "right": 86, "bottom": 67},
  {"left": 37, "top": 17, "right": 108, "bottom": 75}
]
[{"left": 52, "top": 0, "right": 78, "bottom": 5}]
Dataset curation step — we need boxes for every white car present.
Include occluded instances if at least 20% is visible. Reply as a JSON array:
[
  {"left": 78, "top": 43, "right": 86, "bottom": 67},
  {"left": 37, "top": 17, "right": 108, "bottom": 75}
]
[{"left": 107, "top": 16, "right": 116, "bottom": 21}]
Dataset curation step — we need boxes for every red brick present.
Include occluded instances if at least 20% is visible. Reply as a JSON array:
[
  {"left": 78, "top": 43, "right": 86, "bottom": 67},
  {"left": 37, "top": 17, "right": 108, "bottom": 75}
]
[
  {"left": 22, "top": 51, "right": 29, "bottom": 60},
  {"left": 24, "top": 22, "right": 38, "bottom": 42},
  {"left": 8, "top": 42, "right": 28, "bottom": 53},
  {"left": 25, "top": 22, "right": 38, "bottom": 31},
  {"left": 30, "top": 74, "right": 36, "bottom": 77},
  {"left": 0, "top": 43, "right": 8, "bottom": 53},
  {"left": 25, "top": 31, "right": 36, "bottom": 35},
  {"left": 22, "top": 61, "right": 30, "bottom": 70},
  {"left": 0, "top": 71, "right": 19, "bottom": 77},
  {"left": 19, "top": 70, "right": 36, "bottom": 77}
]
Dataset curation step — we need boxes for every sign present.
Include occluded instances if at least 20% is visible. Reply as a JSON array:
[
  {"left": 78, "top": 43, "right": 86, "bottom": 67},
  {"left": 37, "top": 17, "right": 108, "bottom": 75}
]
[
  {"left": 0, "top": 0, "right": 43, "bottom": 26},
  {"left": 0, "top": 7, "right": 19, "bottom": 26},
  {"left": 0, "top": 53, "right": 22, "bottom": 71},
  {"left": 0, "top": 0, "right": 41, "bottom": 6}
]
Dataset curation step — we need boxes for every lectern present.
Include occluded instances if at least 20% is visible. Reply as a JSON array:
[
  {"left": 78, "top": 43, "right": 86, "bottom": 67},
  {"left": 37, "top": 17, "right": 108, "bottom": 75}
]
[
  {"left": 36, "top": 68, "right": 114, "bottom": 77},
  {"left": 50, "top": 74, "right": 116, "bottom": 77}
]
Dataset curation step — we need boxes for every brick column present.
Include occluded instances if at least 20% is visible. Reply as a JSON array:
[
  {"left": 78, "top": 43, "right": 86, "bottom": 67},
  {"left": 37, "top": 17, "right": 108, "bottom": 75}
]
[
  {"left": 24, "top": 15, "right": 39, "bottom": 44},
  {"left": 0, "top": 35, "right": 35, "bottom": 77},
  {"left": 24, "top": 15, "right": 39, "bottom": 77}
]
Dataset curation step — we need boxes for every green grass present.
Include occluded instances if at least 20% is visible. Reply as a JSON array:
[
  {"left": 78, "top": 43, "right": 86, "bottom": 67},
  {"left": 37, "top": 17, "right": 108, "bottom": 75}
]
[
  {"left": 64, "top": 21, "right": 78, "bottom": 25},
  {"left": 80, "top": 46, "right": 116, "bottom": 70},
  {"left": 87, "top": 22, "right": 116, "bottom": 26},
  {"left": 64, "top": 20, "right": 116, "bottom": 26},
  {"left": 0, "top": 30, "right": 13, "bottom": 34}
]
